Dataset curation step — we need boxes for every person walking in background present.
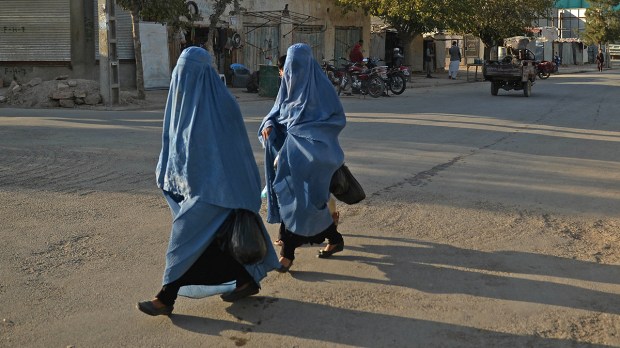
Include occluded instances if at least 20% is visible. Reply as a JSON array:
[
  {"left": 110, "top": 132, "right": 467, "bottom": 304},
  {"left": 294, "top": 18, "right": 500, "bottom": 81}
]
[
  {"left": 425, "top": 42, "right": 434, "bottom": 78},
  {"left": 137, "top": 47, "right": 279, "bottom": 316},
  {"left": 448, "top": 41, "right": 461, "bottom": 80},
  {"left": 392, "top": 47, "right": 404, "bottom": 68},
  {"left": 349, "top": 39, "right": 364, "bottom": 63},
  {"left": 259, "top": 43, "right": 346, "bottom": 273},
  {"left": 596, "top": 48, "right": 605, "bottom": 72},
  {"left": 553, "top": 52, "right": 561, "bottom": 72}
]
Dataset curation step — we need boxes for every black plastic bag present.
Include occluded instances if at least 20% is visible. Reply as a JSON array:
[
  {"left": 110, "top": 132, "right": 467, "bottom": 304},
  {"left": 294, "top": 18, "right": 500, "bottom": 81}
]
[
  {"left": 330, "top": 164, "right": 366, "bottom": 205},
  {"left": 216, "top": 209, "right": 268, "bottom": 265}
]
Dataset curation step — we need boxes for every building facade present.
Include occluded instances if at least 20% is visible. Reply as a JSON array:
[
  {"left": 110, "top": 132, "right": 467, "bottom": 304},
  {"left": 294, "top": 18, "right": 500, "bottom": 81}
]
[{"left": 0, "top": 0, "right": 370, "bottom": 88}]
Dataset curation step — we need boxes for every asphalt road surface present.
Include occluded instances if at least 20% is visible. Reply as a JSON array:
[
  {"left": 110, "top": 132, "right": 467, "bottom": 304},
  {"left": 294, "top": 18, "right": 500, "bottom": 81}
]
[{"left": 1, "top": 70, "right": 619, "bottom": 347}]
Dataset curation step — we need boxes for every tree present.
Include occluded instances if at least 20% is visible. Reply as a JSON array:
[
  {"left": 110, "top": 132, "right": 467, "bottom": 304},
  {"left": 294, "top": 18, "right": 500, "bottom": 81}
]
[
  {"left": 582, "top": 0, "right": 620, "bottom": 48},
  {"left": 335, "top": 0, "right": 554, "bottom": 61},
  {"left": 461, "top": 0, "right": 555, "bottom": 59},
  {"left": 204, "top": 1, "right": 241, "bottom": 69},
  {"left": 334, "top": 0, "right": 455, "bottom": 66},
  {"left": 115, "top": 0, "right": 190, "bottom": 99}
]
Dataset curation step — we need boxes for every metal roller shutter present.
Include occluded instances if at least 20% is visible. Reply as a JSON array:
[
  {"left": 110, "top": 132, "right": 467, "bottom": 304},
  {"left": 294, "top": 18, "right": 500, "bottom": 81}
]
[
  {"left": 243, "top": 25, "right": 280, "bottom": 73},
  {"left": 93, "top": 1, "right": 135, "bottom": 60},
  {"left": 292, "top": 26, "right": 325, "bottom": 63},
  {"left": 0, "top": 0, "right": 71, "bottom": 61},
  {"left": 335, "top": 27, "right": 362, "bottom": 67}
]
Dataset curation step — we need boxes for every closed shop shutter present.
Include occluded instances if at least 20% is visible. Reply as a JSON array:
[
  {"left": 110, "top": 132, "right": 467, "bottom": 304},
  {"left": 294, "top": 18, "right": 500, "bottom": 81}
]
[
  {"left": 93, "top": 1, "right": 135, "bottom": 60},
  {"left": 243, "top": 25, "right": 280, "bottom": 73},
  {"left": 292, "top": 26, "right": 325, "bottom": 63},
  {"left": 0, "top": 0, "right": 71, "bottom": 61},
  {"left": 335, "top": 27, "right": 362, "bottom": 67}
]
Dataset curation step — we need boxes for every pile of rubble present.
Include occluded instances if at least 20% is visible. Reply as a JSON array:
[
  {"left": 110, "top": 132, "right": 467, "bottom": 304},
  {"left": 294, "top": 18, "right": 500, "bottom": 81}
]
[{"left": 0, "top": 76, "right": 102, "bottom": 108}]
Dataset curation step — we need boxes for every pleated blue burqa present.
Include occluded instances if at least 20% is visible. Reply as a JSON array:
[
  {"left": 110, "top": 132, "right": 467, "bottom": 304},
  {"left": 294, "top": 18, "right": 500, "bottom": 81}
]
[
  {"left": 156, "top": 47, "right": 279, "bottom": 296},
  {"left": 258, "top": 43, "right": 346, "bottom": 236}
]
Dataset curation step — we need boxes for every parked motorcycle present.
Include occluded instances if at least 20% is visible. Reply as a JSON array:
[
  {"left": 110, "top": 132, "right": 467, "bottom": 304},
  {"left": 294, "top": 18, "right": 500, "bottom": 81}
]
[
  {"left": 365, "top": 57, "right": 408, "bottom": 95},
  {"left": 321, "top": 58, "right": 345, "bottom": 90},
  {"left": 337, "top": 57, "right": 385, "bottom": 98},
  {"left": 535, "top": 60, "right": 554, "bottom": 79}
]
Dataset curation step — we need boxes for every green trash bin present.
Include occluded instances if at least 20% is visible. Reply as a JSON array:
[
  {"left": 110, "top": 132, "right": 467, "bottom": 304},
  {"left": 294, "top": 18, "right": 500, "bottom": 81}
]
[{"left": 259, "top": 64, "right": 279, "bottom": 98}]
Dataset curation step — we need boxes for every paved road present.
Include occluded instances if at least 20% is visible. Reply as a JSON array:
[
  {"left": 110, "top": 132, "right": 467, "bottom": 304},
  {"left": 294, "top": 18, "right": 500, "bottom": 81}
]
[{"left": 0, "top": 70, "right": 618, "bottom": 347}]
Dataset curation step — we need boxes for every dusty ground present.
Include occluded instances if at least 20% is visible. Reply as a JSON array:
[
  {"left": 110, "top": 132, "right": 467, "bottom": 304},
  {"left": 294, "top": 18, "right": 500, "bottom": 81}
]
[{"left": 0, "top": 67, "right": 618, "bottom": 347}]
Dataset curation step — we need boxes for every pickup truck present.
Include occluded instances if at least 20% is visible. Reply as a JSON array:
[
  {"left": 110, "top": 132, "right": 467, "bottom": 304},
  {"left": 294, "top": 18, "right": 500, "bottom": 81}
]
[{"left": 483, "top": 48, "right": 537, "bottom": 97}]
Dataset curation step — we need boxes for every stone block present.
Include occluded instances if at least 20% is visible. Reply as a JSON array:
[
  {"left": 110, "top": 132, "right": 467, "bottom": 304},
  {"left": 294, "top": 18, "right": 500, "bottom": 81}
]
[
  {"left": 73, "top": 90, "right": 86, "bottom": 98},
  {"left": 59, "top": 99, "right": 75, "bottom": 108},
  {"left": 51, "top": 90, "right": 74, "bottom": 100},
  {"left": 26, "top": 78, "right": 42, "bottom": 87},
  {"left": 84, "top": 94, "right": 102, "bottom": 105}
]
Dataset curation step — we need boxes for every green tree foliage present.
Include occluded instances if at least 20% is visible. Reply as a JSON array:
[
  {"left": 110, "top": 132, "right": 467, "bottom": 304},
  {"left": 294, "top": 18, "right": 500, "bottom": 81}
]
[
  {"left": 335, "top": 0, "right": 554, "bottom": 59},
  {"left": 114, "top": 0, "right": 190, "bottom": 99},
  {"left": 335, "top": 0, "right": 448, "bottom": 41},
  {"left": 334, "top": 0, "right": 457, "bottom": 67},
  {"left": 582, "top": 0, "right": 620, "bottom": 47},
  {"left": 460, "top": 0, "right": 554, "bottom": 51}
]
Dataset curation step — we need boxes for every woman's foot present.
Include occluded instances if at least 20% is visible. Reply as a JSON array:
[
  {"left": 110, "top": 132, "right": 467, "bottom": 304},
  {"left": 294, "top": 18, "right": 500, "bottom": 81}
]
[
  {"left": 273, "top": 239, "right": 283, "bottom": 247},
  {"left": 317, "top": 242, "right": 344, "bottom": 258},
  {"left": 276, "top": 257, "right": 293, "bottom": 273},
  {"left": 220, "top": 281, "right": 260, "bottom": 302},
  {"left": 137, "top": 298, "right": 173, "bottom": 316}
]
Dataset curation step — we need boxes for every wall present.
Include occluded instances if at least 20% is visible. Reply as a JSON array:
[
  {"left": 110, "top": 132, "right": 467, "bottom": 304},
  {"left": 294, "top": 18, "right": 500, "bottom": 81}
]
[
  {"left": 0, "top": 0, "right": 135, "bottom": 87},
  {"left": 238, "top": 0, "right": 370, "bottom": 62}
]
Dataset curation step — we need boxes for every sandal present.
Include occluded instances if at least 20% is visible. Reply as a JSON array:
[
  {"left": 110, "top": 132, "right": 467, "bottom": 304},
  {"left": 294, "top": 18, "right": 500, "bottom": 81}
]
[
  {"left": 317, "top": 243, "right": 344, "bottom": 258},
  {"left": 137, "top": 300, "right": 173, "bottom": 316},
  {"left": 276, "top": 257, "right": 293, "bottom": 273},
  {"left": 273, "top": 239, "right": 283, "bottom": 247},
  {"left": 220, "top": 282, "right": 259, "bottom": 302}
]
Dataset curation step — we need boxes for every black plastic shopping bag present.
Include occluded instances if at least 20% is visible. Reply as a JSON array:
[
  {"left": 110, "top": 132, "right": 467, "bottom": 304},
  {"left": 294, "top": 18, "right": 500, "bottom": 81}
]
[
  {"left": 223, "top": 209, "right": 267, "bottom": 265},
  {"left": 330, "top": 164, "right": 366, "bottom": 205}
]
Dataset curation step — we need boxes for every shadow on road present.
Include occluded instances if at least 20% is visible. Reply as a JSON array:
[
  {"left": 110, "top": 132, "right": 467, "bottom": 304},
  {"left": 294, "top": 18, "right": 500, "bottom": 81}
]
[{"left": 168, "top": 295, "right": 607, "bottom": 347}]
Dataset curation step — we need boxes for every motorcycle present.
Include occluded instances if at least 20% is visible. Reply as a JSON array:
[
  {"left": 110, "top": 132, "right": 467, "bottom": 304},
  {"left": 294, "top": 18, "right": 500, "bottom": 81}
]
[
  {"left": 535, "top": 60, "right": 554, "bottom": 79},
  {"left": 321, "top": 59, "right": 345, "bottom": 90},
  {"left": 337, "top": 57, "right": 385, "bottom": 98},
  {"left": 365, "top": 57, "right": 408, "bottom": 95}
]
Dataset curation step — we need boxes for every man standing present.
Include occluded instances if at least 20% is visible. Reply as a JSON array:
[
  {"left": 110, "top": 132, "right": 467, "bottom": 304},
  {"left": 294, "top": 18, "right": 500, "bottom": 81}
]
[
  {"left": 425, "top": 42, "right": 434, "bottom": 78},
  {"left": 596, "top": 48, "right": 605, "bottom": 72},
  {"left": 349, "top": 39, "right": 364, "bottom": 63},
  {"left": 448, "top": 41, "right": 461, "bottom": 80}
]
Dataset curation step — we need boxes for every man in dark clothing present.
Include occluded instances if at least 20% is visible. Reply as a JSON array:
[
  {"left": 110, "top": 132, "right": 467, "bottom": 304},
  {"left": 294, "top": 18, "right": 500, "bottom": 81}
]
[
  {"left": 596, "top": 49, "right": 605, "bottom": 72},
  {"left": 349, "top": 39, "right": 364, "bottom": 63},
  {"left": 425, "top": 43, "right": 434, "bottom": 78}
]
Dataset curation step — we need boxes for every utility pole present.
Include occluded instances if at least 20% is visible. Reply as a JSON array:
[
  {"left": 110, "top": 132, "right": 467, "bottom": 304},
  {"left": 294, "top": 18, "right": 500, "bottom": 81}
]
[{"left": 98, "top": 0, "right": 120, "bottom": 106}]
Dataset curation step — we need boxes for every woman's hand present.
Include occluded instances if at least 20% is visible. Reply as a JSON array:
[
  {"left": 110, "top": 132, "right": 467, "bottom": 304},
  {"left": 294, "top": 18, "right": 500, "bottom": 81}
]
[{"left": 261, "top": 126, "right": 272, "bottom": 141}]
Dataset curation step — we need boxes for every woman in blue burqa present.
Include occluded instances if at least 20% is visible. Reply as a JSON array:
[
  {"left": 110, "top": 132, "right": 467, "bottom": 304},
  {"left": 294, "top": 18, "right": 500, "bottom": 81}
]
[
  {"left": 137, "top": 47, "right": 279, "bottom": 316},
  {"left": 259, "top": 43, "right": 346, "bottom": 272}
]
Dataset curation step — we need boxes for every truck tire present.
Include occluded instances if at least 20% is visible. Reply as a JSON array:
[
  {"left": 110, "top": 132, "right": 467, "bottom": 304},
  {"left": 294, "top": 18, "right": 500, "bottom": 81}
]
[
  {"left": 491, "top": 81, "right": 499, "bottom": 96},
  {"left": 523, "top": 81, "right": 531, "bottom": 97}
]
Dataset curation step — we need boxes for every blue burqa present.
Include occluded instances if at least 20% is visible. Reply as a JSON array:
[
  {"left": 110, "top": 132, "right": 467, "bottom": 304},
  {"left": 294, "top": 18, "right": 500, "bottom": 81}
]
[
  {"left": 258, "top": 43, "right": 346, "bottom": 237},
  {"left": 156, "top": 47, "right": 279, "bottom": 296}
]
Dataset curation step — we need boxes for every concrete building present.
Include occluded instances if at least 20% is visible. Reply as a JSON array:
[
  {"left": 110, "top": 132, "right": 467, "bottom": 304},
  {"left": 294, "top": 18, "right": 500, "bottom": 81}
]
[{"left": 1, "top": 0, "right": 369, "bottom": 88}]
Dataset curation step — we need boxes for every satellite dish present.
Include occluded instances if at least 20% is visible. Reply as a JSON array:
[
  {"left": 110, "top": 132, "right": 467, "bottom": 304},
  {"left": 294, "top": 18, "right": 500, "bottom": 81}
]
[{"left": 232, "top": 32, "right": 241, "bottom": 48}]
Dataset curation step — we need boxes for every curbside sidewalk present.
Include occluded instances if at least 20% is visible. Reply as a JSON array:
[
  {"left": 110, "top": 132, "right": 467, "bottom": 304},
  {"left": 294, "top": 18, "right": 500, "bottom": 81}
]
[{"left": 0, "top": 64, "right": 606, "bottom": 112}]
